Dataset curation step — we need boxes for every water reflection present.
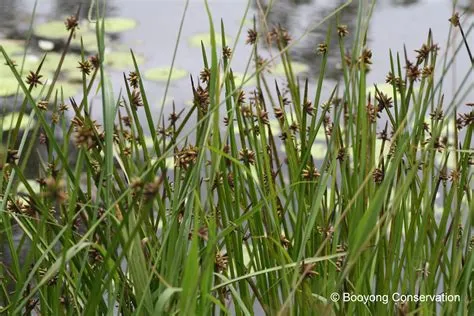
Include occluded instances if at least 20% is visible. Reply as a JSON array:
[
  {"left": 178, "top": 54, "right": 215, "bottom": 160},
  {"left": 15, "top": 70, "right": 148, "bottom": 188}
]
[
  {"left": 0, "top": 0, "right": 25, "bottom": 37},
  {"left": 52, "top": 0, "right": 119, "bottom": 20},
  {"left": 253, "top": 0, "right": 359, "bottom": 81}
]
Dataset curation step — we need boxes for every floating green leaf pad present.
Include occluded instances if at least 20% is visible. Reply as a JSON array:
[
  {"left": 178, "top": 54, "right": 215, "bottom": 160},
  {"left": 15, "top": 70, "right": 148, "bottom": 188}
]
[
  {"left": 0, "top": 39, "right": 25, "bottom": 55},
  {"left": 0, "top": 78, "right": 20, "bottom": 97},
  {"left": 25, "top": 82, "right": 80, "bottom": 99},
  {"left": 105, "top": 51, "right": 145, "bottom": 69},
  {"left": 231, "top": 72, "right": 257, "bottom": 87},
  {"left": 144, "top": 67, "right": 188, "bottom": 82},
  {"left": 17, "top": 179, "right": 41, "bottom": 195},
  {"left": 70, "top": 32, "right": 102, "bottom": 52},
  {"left": 34, "top": 21, "right": 68, "bottom": 39},
  {"left": 103, "top": 17, "right": 137, "bottom": 33},
  {"left": 273, "top": 61, "right": 309, "bottom": 76},
  {"left": 41, "top": 52, "right": 83, "bottom": 73},
  {"left": 1, "top": 112, "right": 35, "bottom": 131},
  {"left": 189, "top": 32, "right": 231, "bottom": 48}
]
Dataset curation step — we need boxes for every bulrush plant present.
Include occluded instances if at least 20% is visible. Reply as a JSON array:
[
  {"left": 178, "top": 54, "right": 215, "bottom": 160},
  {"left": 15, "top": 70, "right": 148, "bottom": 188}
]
[{"left": 0, "top": 1, "right": 472, "bottom": 315}]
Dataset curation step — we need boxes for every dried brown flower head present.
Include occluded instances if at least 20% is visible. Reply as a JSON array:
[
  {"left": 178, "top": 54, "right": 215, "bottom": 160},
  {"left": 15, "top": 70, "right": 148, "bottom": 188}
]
[
  {"left": 258, "top": 109, "right": 269, "bottom": 125},
  {"left": 336, "top": 147, "right": 346, "bottom": 161},
  {"left": 77, "top": 60, "right": 93, "bottom": 76},
  {"left": 42, "top": 176, "right": 68, "bottom": 204},
  {"left": 359, "top": 48, "right": 372, "bottom": 65},
  {"left": 240, "top": 105, "right": 253, "bottom": 118},
  {"left": 37, "top": 100, "right": 49, "bottom": 111},
  {"left": 303, "top": 100, "right": 314, "bottom": 115},
  {"left": 337, "top": 25, "right": 349, "bottom": 37},
  {"left": 200, "top": 67, "right": 211, "bottom": 84},
  {"left": 302, "top": 165, "right": 320, "bottom": 180},
  {"left": 421, "top": 66, "right": 434, "bottom": 78},
  {"left": 317, "top": 43, "right": 328, "bottom": 55},
  {"left": 280, "top": 234, "right": 290, "bottom": 248},
  {"left": 366, "top": 98, "right": 379, "bottom": 123},
  {"left": 7, "top": 149, "right": 19, "bottom": 165},
  {"left": 274, "top": 107, "right": 284, "bottom": 121},
  {"left": 237, "top": 90, "right": 246, "bottom": 104},
  {"left": 143, "top": 176, "right": 163, "bottom": 201},
  {"left": 215, "top": 252, "right": 228, "bottom": 272},
  {"left": 194, "top": 85, "right": 210, "bottom": 112},
  {"left": 175, "top": 145, "right": 199, "bottom": 169},
  {"left": 372, "top": 168, "right": 384, "bottom": 184},
  {"left": 457, "top": 111, "right": 473, "bottom": 129},
  {"left": 64, "top": 15, "right": 79, "bottom": 31},
  {"left": 58, "top": 103, "right": 69, "bottom": 113},
  {"left": 300, "top": 261, "right": 319, "bottom": 279},
  {"left": 406, "top": 62, "right": 421, "bottom": 81},
  {"left": 222, "top": 45, "right": 232, "bottom": 59},
  {"left": 73, "top": 121, "right": 102, "bottom": 150},
  {"left": 121, "top": 116, "right": 132, "bottom": 127},
  {"left": 415, "top": 43, "right": 439, "bottom": 63},
  {"left": 239, "top": 148, "right": 256, "bottom": 165},
  {"left": 429, "top": 108, "right": 444, "bottom": 121},
  {"left": 127, "top": 71, "right": 139, "bottom": 89},
  {"left": 246, "top": 29, "right": 258, "bottom": 45},
  {"left": 375, "top": 91, "right": 393, "bottom": 112},
  {"left": 26, "top": 71, "right": 43, "bottom": 88},
  {"left": 88, "top": 54, "right": 100, "bottom": 69},
  {"left": 189, "top": 226, "right": 209, "bottom": 240},
  {"left": 449, "top": 12, "right": 460, "bottom": 27},
  {"left": 131, "top": 89, "right": 143, "bottom": 108}
]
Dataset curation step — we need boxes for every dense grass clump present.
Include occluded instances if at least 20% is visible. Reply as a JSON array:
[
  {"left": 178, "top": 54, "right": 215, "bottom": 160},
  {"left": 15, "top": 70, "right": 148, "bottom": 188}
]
[{"left": 0, "top": 1, "right": 472, "bottom": 315}]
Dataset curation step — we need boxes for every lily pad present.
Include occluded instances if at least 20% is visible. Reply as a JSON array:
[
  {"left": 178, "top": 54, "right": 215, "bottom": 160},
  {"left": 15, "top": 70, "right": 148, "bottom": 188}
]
[
  {"left": 231, "top": 72, "right": 257, "bottom": 87},
  {"left": 42, "top": 52, "right": 83, "bottom": 73},
  {"left": 103, "top": 17, "right": 137, "bottom": 33},
  {"left": 0, "top": 39, "right": 25, "bottom": 55},
  {"left": 105, "top": 51, "right": 145, "bottom": 69},
  {"left": 150, "top": 157, "right": 175, "bottom": 170},
  {"left": 17, "top": 179, "right": 41, "bottom": 195},
  {"left": 0, "top": 55, "right": 50, "bottom": 76},
  {"left": 311, "top": 143, "right": 327, "bottom": 159},
  {"left": 25, "top": 81, "right": 80, "bottom": 100},
  {"left": 1, "top": 112, "right": 35, "bottom": 131},
  {"left": 0, "top": 78, "right": 20, "bottom": 97},
  {"left": 273, "top": 61, "right": 309, "bottom": 76},
  {"left": 144, "top": 67, "right": 188, "bottom": 82},
  {"left": 436, "top": 153, "right": 457, "bottom": 170},
  {"left": 71, "top": 32, "right": 101, "bottom": 52},
  {"left": 34, "top": 21, "right": 68, "bottom": 40},
  {"left": 189, "top": 32, "right": 231, "bottom": 48}
]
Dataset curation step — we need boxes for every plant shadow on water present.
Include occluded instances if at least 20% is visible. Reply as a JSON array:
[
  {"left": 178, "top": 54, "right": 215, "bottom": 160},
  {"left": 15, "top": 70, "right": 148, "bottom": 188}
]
[{"left": 0, "top": 0, "right": 473, "bottom": 314}]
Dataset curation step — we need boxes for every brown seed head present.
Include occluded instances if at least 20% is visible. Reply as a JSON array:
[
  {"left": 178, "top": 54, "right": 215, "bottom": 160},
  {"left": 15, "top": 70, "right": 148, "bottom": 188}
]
[
  {"left": 127, "top": 71, "right": 139, "bottom": 89},
  {"left": 337, "top": 25, "right": 349, "bottom": 37},
  {"left": 77, "top": 60, "right": 93, "bottom": 76},
  {"left": 449, "top": 12, "right": 460, "bottom": 27},
  {"left": 64, "top": 15, "right": 79, "bottom": 31},
  {"left": 246, "top": 29, "right": 258, "bottom": 45},
  {"left": 317, "top": 43, "right": 328, "bottom": 55},
  {"left": 26, "top": 71, "right": 43, "bottom": 88}
]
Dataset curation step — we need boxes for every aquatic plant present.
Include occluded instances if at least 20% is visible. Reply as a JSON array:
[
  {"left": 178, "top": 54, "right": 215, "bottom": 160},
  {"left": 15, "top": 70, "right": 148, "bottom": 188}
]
[{"left": 0, "top": 1, "right": 472, "bottom": 315}]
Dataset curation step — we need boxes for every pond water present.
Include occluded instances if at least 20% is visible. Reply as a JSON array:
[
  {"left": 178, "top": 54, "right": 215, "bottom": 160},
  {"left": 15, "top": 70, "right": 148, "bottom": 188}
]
[{"left": 1, "top": 0, "right": 473, "bottom": 116}]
